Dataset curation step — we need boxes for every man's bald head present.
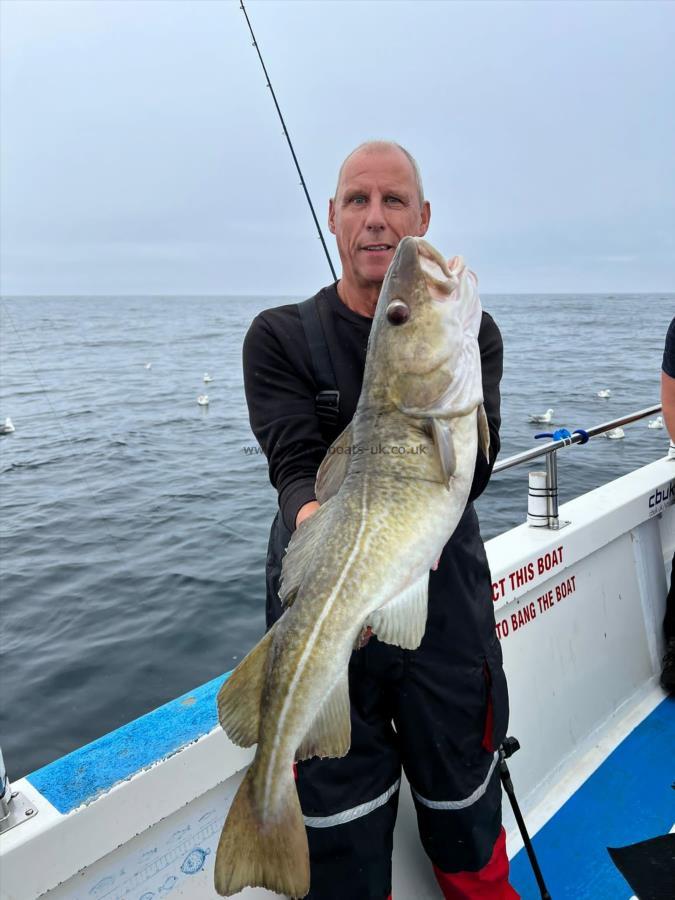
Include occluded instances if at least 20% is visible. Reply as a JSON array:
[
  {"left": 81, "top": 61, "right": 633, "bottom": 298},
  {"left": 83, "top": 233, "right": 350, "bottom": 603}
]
[{"left": 334, "top": 141, "right": 425, "bottom": 209}]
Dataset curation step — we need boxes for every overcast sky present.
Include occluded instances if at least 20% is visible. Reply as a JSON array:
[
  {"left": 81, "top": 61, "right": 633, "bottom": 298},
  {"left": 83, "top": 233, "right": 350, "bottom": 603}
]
[{"left": 1, "top": 0, "right": 674, "bottom": 296}]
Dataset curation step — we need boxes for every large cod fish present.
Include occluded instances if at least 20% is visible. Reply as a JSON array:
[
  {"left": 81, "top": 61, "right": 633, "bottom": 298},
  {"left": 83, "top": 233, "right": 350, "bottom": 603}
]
[{"left": 214, "top": 236, "right": 490, "bottom": 897}]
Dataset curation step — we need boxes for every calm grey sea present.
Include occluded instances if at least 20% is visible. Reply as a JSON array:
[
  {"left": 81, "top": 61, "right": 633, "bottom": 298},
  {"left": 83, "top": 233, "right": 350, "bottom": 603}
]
[{"left": 0, "top": 292, "right": 672, "bottom": 778}]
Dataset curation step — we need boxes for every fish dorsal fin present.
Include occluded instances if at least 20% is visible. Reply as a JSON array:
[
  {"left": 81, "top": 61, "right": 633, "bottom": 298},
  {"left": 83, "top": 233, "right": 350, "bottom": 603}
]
[
  {"left": 369, "top": 571, "right": 430, "bottom": 650},
  {"left": 278, "top": 498, "right": 334, "bottom": 608},
  {"left": 478, "top": 403, "right": 490, "bottom": 463},
  {"left": 315, "top": 422, "right": 354, "bottom": 504},
  {"left": 429, "top": 418, "right": 456, "bottom": 488},
  {"left": 217, "top": 621, "right": 278, "bottom": 747},
  {"left": 295, "top": 671, "right": 351, "bottom": 761}
]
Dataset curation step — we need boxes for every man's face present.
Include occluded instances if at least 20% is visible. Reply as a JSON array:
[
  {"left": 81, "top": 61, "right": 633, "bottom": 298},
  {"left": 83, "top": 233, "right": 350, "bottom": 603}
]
[{"left": 328, "top": 147, "right": 431, "bottom": 289}]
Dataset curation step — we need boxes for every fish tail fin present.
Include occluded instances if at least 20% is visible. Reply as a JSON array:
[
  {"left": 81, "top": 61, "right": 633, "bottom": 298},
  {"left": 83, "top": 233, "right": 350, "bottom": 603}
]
[{"left": 214, "top": 766, "right": 310, "bottom": 897}]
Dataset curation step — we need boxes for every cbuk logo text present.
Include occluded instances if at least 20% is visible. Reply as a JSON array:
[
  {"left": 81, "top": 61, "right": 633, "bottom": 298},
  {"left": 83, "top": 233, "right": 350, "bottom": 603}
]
[{"left": 648, "top": 480, "right": 675, "bottom": 510}]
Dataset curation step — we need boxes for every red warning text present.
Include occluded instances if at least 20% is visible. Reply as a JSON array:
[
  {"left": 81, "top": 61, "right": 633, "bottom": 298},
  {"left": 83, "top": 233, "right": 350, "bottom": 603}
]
[
  {"left": 495, "top": 571, "right": 577, "bottom": 641},
  {"left": 492, "top": 545, "right": 564, "bottom": 603}
]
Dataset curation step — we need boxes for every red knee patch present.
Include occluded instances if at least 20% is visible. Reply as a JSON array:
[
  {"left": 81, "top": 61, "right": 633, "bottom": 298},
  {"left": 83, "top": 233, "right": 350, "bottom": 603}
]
[{"left": 432, "top": 827, "right": 519, "bottom": 899}]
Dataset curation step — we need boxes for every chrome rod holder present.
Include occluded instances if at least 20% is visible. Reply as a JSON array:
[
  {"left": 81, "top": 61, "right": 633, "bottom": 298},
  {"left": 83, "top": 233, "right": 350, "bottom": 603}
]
[
  {"left": 0, "top": 746, "right": 38, "bottom": 835},
  {"left": 0, "top": 747, "right": 11, "bottom": 822}
]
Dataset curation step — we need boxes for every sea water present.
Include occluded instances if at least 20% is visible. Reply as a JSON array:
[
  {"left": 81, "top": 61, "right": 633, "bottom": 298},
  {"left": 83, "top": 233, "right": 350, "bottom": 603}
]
[{"left": 0, "top": 292, "right": 672, "bottom": 777}]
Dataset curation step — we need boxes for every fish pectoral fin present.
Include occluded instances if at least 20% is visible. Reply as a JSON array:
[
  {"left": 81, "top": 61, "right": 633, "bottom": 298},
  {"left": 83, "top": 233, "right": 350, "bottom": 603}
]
[
  {"left": 279, "top": 499, "right": 334, "bottom": 608},
  {"left": 478, "top": 403, "right": 491, "bottom": 463},
  {"left": 315, "top": 422, "right": 354, "bottom": 504},
  {"left": 369, "top": 572, "right": 429, "bottom": 650},
  {"left": 295, "top": 673, "right": 351, "bottom": 762},
  {"left": 217, "top": 622, "right": 277, "bottom": 747},
  {"left": 429, "top": 417, "right": 456, "bottom": 488}
]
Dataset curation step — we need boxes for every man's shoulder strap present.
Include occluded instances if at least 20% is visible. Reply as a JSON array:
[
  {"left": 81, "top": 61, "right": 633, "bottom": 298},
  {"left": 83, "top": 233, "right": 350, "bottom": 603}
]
[{"left": 296, "top": 293, "right": 340, "bottom": 430}]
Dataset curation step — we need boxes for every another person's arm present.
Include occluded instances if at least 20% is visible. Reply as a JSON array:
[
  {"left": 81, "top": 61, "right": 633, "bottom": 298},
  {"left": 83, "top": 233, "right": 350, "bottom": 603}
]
[{"left": 661, "top": 317, "right": 675, "bottom": 441}]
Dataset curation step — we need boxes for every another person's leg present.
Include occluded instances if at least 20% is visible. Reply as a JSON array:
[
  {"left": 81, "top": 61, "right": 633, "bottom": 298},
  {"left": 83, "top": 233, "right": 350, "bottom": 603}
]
[{"left": 295, "top": 640, "right": 403, "bottom": 900}]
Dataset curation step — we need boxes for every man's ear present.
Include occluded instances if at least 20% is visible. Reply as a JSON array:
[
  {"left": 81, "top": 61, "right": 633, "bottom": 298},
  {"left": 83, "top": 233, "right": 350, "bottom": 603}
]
[
  {"left": 328, "top": 198, "right": 336, "bottom": 235},
  {"left": 418, "top": 200, "right": 431, "bottom": 237}
]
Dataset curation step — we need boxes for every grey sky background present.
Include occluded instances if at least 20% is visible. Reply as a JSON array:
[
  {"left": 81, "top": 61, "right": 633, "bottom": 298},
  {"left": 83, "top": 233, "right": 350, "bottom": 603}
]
[{"left": 1, "top": 0, "right": 673, "bottom": 296}]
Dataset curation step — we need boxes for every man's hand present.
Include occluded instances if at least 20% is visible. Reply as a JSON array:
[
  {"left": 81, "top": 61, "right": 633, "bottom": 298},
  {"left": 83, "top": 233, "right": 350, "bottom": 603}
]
[
  {"left": 356, "top": 625, "right": 373, "bottom": 649},
  {"left": 295, "top": 500, "right": 320, "bottom": 529}
]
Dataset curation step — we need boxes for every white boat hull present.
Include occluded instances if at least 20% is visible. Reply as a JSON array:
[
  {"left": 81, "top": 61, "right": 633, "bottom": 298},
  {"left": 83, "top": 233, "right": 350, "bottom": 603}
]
[{"left": 1, "top": 457, "right": 673, "bottom": 899}]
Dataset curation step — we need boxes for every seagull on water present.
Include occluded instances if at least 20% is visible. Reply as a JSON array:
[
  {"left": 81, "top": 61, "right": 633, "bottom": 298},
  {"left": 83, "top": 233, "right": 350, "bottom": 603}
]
[
  {"left": 648, "top": 415, "right": 664, "bottom": 429},
  {"left": 197, "top": 395, "right": 209, "bottom": 407},
  {"left": 605, "top": 427, "right": 625, "bottom": 440},
  {"left": 145, "top": 362, "right": 152, "bottom": 370},
  {"left": 0, "top": 417, "right": 15, "bottom": 435},
  {"left": 528, "top": 408, "right": 554, "bottom": 424},
  {"left": 597, "top": 389, "right": 611, "bottom": 399},
  {"left": 203, "top": 373, "right": 213, "bottom": 384}
]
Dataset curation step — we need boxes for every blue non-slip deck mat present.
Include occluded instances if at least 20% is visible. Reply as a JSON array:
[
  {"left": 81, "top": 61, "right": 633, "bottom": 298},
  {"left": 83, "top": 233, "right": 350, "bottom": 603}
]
[
  {"left": 509, "top": 696, "right": 675, "bottom": 899},
  {"left": 27, "top": 671, "right": 230, "bottom": 814}
]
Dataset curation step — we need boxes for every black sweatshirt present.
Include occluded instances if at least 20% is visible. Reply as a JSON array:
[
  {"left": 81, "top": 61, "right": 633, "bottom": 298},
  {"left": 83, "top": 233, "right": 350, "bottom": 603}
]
[{"left": 243, "top": 283, "right": 503, "bottom": 533}]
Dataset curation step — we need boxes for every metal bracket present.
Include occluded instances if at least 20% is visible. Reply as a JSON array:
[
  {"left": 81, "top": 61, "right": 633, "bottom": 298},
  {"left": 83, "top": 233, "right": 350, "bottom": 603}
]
[{"left": 0, "top": 791, "right": 38, "bottom": 835}]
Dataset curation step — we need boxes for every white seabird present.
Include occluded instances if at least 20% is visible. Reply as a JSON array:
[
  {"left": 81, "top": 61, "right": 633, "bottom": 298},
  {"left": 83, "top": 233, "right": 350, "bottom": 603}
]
[
  {"left": 528, "top": 408, "right": 554, "bottom": 424},
  {"left": 597, "top": 389, "right": 611, "bottom": 399},
  {"left": 197, "top": 395, "right": 209, "bottom": 407},
  {"left": 203, "top": 373, "right": 213, "bottom": 384},
  {"left": 145, "top": 362, "right": 152, "bottom": 370},
  {"left": 648, "top": 415, "right": 664, "bottom": 429},
  {"left": 0, "top": 417, "right": 15, "bottom": 435},
  {"left": 605, "top": 427, "right": 625, "bottom": 440}
]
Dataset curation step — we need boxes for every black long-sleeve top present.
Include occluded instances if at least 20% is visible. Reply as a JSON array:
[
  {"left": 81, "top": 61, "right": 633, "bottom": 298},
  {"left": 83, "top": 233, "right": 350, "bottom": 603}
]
[{"left": 243, "top": 283, "right": 502, "bottom": 533}]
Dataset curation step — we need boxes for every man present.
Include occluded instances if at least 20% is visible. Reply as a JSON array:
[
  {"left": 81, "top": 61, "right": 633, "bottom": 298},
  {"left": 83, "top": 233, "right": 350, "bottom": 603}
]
[
  {"left": 243, "top": 141, "right": 517, "bottom": 899},
  {"left": 660, "top": 315, "right": 675, "bottom": 692}
]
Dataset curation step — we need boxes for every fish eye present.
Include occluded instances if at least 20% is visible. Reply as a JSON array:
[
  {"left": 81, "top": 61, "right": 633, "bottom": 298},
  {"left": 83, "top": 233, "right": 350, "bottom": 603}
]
[{"left": 386, "top": 300, "right": 410, "bottom": 325}]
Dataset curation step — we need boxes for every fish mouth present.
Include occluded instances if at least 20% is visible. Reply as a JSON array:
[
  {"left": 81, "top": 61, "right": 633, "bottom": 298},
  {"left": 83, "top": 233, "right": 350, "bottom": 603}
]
[
  {"left": 415, "top": 239, "right": 457, "bottom": 297},
  {"left": 390, "top": 237, "right": 457, "bottom": 299}
]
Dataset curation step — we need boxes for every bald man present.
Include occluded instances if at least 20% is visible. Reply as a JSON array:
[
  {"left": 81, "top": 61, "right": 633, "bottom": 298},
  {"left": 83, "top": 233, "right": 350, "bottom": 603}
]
[{"left": 243, "top": 141, "right": 517, "bottom": 899}]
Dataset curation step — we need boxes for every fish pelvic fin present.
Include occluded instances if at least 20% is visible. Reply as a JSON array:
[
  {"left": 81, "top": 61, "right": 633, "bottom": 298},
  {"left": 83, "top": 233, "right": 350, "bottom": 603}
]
[
  {"left": 214, "top": 766, "right": 310, "bottom": 897},
  {"left": 295, "top": 671, "right": 351, "bottom": 762},
  {"left": 217, "top": 623, "right": 277, "bottom": 747},
  {"left": 478, "top": 403, "right": 491, "bottom": 463},
  {"left": 315, "top": 421, "right": 354, "bottom": 503},
  {"left": 369, "top": 571, "right": 430, "bottom": 650},
  {"left": 279, "top": 499, "right": 334, "bottom": 608}
]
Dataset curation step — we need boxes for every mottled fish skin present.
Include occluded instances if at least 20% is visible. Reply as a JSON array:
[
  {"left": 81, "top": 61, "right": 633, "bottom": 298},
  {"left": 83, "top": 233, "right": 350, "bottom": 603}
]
[{"left": 214, "top": 237, "right": 485, "bottom": 898}]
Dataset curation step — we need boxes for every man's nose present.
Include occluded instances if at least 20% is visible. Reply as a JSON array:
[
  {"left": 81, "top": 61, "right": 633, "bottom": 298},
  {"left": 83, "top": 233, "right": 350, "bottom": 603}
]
[{"left": 365, "top": 199, "right": 386, "bottom": 229}]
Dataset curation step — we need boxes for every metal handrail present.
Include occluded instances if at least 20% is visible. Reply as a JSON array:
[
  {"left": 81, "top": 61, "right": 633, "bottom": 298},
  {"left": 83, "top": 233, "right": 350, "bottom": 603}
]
[{"left": 493, "top": 403, "right": 663, "bottom": 474}]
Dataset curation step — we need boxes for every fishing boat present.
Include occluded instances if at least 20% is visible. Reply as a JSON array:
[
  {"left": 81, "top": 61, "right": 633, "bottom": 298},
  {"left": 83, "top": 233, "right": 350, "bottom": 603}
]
[{"left": 1, "top": 404, "right": 673, "bottom": 900}]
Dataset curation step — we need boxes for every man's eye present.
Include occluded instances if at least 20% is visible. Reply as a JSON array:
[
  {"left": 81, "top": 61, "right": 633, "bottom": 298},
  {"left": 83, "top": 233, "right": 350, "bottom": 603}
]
[
  {"left": 386, "top": 196, "right": 403, "bottom": 205},
  {"left": 351, "top": 196, "right": 366, "bottom": 204}
]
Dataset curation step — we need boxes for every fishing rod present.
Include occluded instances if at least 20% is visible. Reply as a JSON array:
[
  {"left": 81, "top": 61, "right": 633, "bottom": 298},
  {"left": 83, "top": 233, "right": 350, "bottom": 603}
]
[{"left": 239, "top": 0, "right": 337, "bottom": 282}]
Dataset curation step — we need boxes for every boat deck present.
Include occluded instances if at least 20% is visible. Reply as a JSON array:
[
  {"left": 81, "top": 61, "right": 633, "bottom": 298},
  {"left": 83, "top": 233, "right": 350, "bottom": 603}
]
[{"left": 509, "top": 695, "right": 675, "bottom": 899}]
